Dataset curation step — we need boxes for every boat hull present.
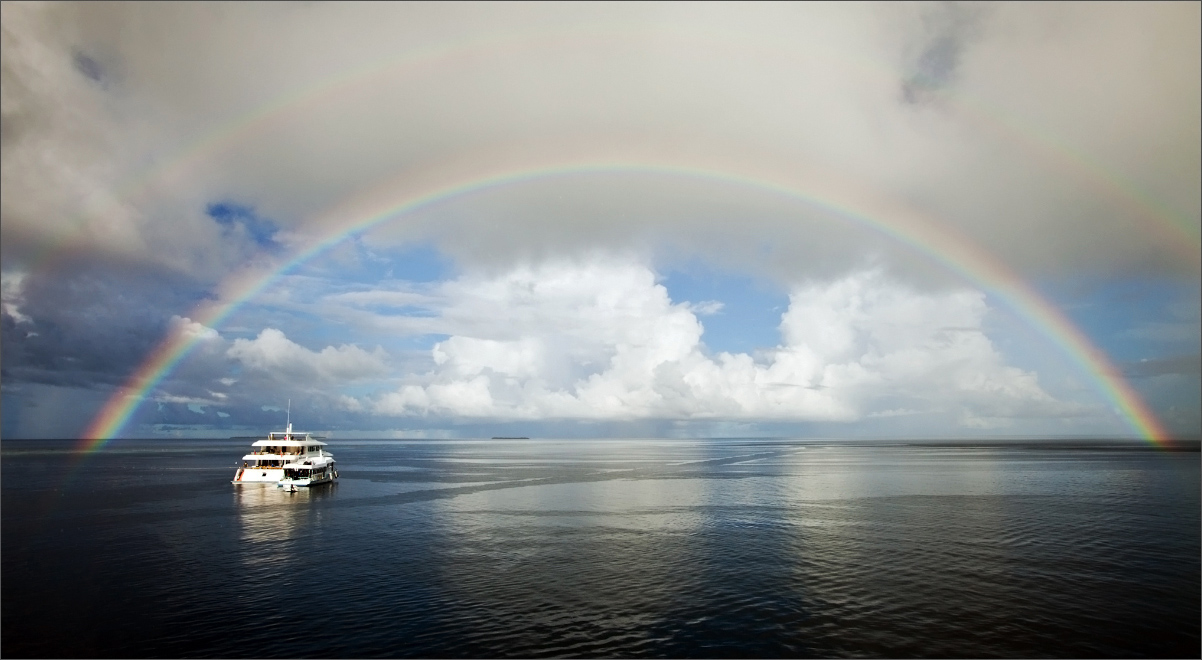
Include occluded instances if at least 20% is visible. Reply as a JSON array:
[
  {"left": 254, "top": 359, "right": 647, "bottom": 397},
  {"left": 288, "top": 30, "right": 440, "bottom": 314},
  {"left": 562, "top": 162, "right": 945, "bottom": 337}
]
[
  {"left": 277, "top": 473, "right": 336, "bottom": 489},
  {"left": 232, "top": 468, "right": 284, "bottom": 484}
]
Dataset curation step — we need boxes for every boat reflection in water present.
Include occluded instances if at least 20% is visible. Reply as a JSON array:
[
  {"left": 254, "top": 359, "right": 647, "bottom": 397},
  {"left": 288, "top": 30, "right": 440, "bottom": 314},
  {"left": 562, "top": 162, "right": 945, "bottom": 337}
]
[{"left": 233, "top": 475, "right": 338, "bottom": 572}]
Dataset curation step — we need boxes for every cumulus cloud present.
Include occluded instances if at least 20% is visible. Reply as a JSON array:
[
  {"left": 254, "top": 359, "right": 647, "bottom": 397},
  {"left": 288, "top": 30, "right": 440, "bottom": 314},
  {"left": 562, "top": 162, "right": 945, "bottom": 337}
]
[
  {"left": 361, "top": 259, "right": 1070, "bottom": 428},
  {"left": 227, "top": 328, "right": 389, "bottom": 383},
  {"left": 170, "top": 315, "right": 218, "bottom": 342}
]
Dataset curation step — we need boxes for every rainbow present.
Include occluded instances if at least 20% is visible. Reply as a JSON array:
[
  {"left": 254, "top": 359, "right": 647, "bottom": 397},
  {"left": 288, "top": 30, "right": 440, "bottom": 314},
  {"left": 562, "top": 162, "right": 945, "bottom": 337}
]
[{"left": 79, "top": 157, "right": 1173, "bottom": 448}]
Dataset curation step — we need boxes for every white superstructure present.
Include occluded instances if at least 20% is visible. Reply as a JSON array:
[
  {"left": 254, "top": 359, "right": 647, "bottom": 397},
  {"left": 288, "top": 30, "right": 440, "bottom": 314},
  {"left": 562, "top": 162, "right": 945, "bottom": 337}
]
[{"left": 232, "top": 420, "right": 337, "bottom": 487}]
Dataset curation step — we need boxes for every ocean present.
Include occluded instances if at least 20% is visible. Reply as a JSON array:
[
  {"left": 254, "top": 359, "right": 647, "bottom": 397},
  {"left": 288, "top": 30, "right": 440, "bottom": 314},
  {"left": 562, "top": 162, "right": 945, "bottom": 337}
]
[{"left": 2, "top": 438, "right": 1198, "bottom": 658}]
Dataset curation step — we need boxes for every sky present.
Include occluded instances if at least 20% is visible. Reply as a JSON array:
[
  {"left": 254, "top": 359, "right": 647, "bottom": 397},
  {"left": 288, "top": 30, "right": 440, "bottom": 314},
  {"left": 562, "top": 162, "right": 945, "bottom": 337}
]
[{"left": 1, "top": 1, "right": 1198, "bottom": 441}]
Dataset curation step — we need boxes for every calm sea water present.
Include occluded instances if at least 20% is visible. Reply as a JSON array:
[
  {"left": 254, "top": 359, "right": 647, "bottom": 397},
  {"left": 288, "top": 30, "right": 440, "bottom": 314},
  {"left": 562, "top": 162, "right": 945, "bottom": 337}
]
[{"left": 2, "top": 438, "right": 1198, "bottom": 658}]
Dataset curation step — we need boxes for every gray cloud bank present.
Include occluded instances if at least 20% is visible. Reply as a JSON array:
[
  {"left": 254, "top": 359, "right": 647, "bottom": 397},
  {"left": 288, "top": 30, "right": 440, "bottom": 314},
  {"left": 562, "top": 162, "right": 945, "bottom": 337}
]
[
  {"left": 1, "top": 2, "right": 1198, "bottom": 437},
  {"left": 4, "top": 2, "right": 1197, "bottom": 278}
]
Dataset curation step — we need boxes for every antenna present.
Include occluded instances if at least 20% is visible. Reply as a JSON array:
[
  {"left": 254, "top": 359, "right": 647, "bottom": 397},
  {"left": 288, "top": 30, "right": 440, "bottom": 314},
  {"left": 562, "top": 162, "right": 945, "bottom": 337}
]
[{"left": 286, "top": 399, "right": 292, "bottom": 435}]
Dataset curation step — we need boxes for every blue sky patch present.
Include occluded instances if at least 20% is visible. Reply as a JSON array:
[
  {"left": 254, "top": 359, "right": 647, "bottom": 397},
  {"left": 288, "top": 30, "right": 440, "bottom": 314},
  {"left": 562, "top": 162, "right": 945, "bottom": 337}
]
[
  {"left": 661, "top": 265, "right": 790, "bottom": 355},
  {"left": 360, "top": 242, "right": 455, "bottom": 283},
  {"left": 207, "top": 202, "right": 280, "bottom": 248},
  {"left": 1039, "top": 278, "right": 1201, "bottom": 363}
]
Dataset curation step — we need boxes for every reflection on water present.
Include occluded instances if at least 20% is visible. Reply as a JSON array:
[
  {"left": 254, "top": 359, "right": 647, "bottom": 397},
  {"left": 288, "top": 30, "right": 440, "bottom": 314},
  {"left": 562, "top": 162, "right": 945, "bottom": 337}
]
[
  {"left": 428, "top": 468, "right": 713, "bottom": 653},
  {"left": 234, "top": 483, "right": 337, "bottom": 569},
  {"left": 1, "top": 438, "right": 1198, "bottom": 658}
]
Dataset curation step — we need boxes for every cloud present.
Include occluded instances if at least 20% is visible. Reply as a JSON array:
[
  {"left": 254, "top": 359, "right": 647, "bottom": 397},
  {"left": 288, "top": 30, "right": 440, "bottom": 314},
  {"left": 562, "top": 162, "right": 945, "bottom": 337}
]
[
  {"left": 0, "top": 4, "right": 295, "bottom": 282},
  {"left": 1, "top": 3, "right": 1195, "bottom": 437},
  {"left": 901, "top": 2, "right": 988, "bottom": 104},
  {"left": 686, "top": 300, "right": 724, "bottom": 316},
  {"left": 0, "top": 256, "right": 210, "bottom": 388},
  {"left": 1, "top": 271, "right": 31, "bottom": 324},
  {"left": 170, "top": 315, "right": 218, "bottom": 342},
  {"left": 227, "top": 328, "right": 389, "bottom": 383},
  {"left": 362, "top": 259, "right": 1073, "bottom": 427},
  {"left": 1123, "top": 355, "right": 1202, "bottom": 379},
  {"left": 1122, "top": 296, "right": 1201, "bottom": 345},
  {"left": 3, "top": 3, "right": 1196, "bottom": 284}
]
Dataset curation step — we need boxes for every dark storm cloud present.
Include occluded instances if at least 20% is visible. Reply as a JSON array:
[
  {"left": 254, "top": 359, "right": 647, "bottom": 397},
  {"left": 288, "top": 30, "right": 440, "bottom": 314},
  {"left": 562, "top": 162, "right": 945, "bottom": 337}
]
[
  {"left": 1123, "top": 354, "right": 1202, "bottom": 379},
  {"left": 0, "top": 256, "right": 209, "bottom": 388}
]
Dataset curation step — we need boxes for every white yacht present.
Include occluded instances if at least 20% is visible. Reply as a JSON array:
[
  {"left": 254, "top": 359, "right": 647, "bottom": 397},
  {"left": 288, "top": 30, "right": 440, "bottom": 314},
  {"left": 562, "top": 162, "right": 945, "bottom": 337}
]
[{"left": 232, "top": 420, "right": 337, "bottom": 487}]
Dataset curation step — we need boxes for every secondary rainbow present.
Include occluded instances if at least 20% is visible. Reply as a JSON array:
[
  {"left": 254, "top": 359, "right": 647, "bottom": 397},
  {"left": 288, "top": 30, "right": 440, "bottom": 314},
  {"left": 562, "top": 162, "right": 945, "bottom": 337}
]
[
  {"left": 30, "top": 23, "right": 1198, "bottom": 279},
  {"left": 79, "top": 160, "right": 1173, "bottom": 449}
]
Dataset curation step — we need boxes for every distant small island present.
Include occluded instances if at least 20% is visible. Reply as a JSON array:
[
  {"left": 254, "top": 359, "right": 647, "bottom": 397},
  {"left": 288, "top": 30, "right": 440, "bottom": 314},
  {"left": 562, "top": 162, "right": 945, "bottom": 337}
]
[{"left": 492, "top": 436, "right": 530, "bottom": 439}]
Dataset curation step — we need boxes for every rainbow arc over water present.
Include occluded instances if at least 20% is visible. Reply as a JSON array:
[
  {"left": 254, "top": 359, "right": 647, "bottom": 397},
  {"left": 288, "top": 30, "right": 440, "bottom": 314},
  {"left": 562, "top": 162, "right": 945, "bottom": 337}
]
[{"left": 78, "top": 156, "right": 1173, "bottom": 448}]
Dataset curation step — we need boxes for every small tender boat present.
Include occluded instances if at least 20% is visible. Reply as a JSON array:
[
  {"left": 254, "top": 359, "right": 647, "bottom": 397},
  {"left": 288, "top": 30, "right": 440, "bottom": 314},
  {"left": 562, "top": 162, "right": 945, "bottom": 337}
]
[
  {"left": 232, "top": 415, "right": 336, "bottom": 487},
  {"left": 278, "top": 451, "right": 337, "bottom": 490}
]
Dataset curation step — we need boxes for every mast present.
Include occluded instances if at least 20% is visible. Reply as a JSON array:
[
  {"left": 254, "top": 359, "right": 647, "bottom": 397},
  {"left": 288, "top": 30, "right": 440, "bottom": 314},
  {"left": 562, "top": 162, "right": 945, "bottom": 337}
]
[{"left": 286, "top": 399, "right": 292, "bottom": 436}]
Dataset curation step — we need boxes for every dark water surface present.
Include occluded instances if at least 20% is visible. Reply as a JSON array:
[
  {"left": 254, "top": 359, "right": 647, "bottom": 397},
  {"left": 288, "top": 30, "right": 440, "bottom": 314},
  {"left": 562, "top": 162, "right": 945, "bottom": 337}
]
[{"left": 3, "top": 438, "right": 1198, "bottom": 658}]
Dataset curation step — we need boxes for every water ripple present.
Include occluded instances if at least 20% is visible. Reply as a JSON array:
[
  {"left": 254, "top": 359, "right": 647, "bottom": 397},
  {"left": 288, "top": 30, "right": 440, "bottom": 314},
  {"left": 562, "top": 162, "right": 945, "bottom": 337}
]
[{"left": 3, "top": 440, "right": 1198, "bottom": 657}]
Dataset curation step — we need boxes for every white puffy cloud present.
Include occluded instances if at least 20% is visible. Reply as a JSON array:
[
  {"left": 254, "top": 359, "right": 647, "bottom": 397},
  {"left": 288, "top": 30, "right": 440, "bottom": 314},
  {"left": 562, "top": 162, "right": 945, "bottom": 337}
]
[
  {"left": 227, "top": 328, "right": 388, "bottom": 383},
  {"left": 1, "top": 271, "right": 31, "bottom": 324},
  {"left": 169, "top": 315, "right": 219, "bottom": 342},
  {"left": 364, "top": 259, "right": 1071, "bottom": 428}
]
